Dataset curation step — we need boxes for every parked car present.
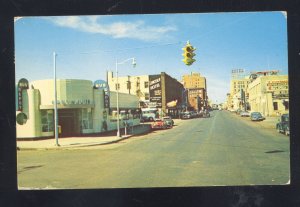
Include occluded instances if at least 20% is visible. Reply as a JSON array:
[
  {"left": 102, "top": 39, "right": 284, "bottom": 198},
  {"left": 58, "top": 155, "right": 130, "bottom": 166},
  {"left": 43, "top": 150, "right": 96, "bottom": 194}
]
[
  {"left": 190, "top": 111, "right": 198, "bottom": 118},
  {"left": 197, "top": 111, "right": 203, "bottom": 117},
  {"left": 276, "top": 113, "right": 290, "bottom": 136},
  {"left": 240, "top": 111, "right": 250, "bottom": 117},
  {"left": 151, "top": 118, "right": 167, "bottom": 129},
  {"left": 162, "top": 116, "right": 174, "bottom": 128},
  {"left": 235, "top": 109, "right": 242, "bottom": 115},
  {"left": 202, "top": 110, "right": 210, "bottom": 118},
  {"left": 181, "top": 112, "right": 192, "bottom": 119},
  {"left": 250, "top": 112, "right": 265, "bottom": 121}
]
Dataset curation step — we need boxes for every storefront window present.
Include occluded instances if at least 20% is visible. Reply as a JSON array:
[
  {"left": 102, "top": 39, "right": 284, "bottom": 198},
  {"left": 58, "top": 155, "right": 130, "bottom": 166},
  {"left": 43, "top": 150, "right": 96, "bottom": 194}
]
[
  {"left": 81, "top": 108, "right": 93, "bottom": 129},
  {"left": 41, "top": 110, "right": 54, "bottom": 132}
]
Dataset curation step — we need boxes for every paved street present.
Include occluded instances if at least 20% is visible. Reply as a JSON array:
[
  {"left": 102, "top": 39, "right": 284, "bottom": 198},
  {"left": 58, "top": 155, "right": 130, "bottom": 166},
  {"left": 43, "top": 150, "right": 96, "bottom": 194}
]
[{"left": 17, "top": 110, "right": 290, "bottom": 189}]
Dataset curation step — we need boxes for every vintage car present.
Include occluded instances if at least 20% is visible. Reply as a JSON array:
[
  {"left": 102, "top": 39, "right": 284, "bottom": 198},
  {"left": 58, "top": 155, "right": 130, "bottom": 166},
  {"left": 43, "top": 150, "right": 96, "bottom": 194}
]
[
  {"left": 276, "top": 113, "right": 290, "bottom": 136},
  {"left": 240, "top": 111, "right": 250, "bottom": 117},
  {"left": 250, "top": 112, "right": 265, "bottom": 121},
  {"left": 162, "top": 116, "right": 174, "bottom": 128},
  {"left": 181, "top": 112, "right": 192, "bottom": 119},
  {"left": 151, "top": 118, "right": 167, "bottom": 129}
]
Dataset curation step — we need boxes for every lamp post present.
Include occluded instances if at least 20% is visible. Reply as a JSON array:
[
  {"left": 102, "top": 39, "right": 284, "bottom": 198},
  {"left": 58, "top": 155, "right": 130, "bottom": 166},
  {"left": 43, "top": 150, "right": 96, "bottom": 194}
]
[
  {"left": 53, "top": 52, "right": 60, "bottom": 146},
  {"left": 115, "top": 57, "right": 136, "bottom": 137}
]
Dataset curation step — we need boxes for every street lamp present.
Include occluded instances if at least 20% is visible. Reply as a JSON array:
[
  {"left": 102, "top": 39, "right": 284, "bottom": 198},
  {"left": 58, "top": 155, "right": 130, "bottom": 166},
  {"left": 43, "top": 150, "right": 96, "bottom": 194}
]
[
  {"left": 115, "top": 57, "right": 136, "bottom": 137},
  {"left": 53, "top": 52, "right": 60, "bottom": 146}
]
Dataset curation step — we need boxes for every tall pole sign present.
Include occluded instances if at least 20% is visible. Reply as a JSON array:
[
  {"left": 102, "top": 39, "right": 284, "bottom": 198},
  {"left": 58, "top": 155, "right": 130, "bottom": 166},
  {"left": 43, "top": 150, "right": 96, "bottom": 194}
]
[
  {"left": 17, "top": 78, "right": 29, "bottom": 111},
  {"left": 94, "top": 80, "right": 110, "bottom": 108}
]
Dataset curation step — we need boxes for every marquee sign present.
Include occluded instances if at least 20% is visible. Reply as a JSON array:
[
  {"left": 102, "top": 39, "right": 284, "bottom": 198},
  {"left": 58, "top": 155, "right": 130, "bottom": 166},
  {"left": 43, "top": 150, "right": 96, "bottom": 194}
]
[
  {"left": 149, "top": 75, "right": 162, "bottom": 108},
  {"left": 94, "top": 80, "right": 110, "bottom": 108},
  {"left": 17, "top": 78, "right": 29, "bottom": 111}
]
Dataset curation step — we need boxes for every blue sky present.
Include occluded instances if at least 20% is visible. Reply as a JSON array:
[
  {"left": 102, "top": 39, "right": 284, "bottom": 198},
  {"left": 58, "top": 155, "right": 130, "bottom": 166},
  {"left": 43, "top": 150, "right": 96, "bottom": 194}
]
[{"left": 14, "top": 11, "right": 287, "bottom": 103}]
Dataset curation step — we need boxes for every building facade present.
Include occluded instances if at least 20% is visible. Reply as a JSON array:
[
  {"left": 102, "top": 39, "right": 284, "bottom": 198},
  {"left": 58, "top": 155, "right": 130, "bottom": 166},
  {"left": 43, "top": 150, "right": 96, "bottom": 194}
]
[
  {"left": 186, "top": 88, "right": 206, "bottom": 111},
  {"left": 182, "top": 72, "right": 207, "bottom": 89},
  {"left": 108, "top": 71, "right": 185, "bottom": 118},
  {"left": 182, "top": 72, "right": 208, "bottom": 111},
  {"left": 16, "top": 79, "right": 140, "bottom": 139},
  {"left": 107, "top": 72, "right": 150, "bottom": 102},
  {"left": 160, "top": 72, "right": 185, "bottom": 118},
  {"left": 248, "top": 75, "right": 289, "bottom": 116},
  {"left": 229, "top": 78, "right": 250, "bottom": 96}
]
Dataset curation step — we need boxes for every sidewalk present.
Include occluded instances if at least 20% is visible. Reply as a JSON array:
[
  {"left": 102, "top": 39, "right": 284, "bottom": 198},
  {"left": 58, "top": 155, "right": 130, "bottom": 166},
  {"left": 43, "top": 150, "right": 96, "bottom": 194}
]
[
  {"left": 257, "top": 116, "right": 279, "bottom": 129},
  {"left": 17, "top": 124, "right": 152, "bottom": 150},
  {"left": 229, "top": 111, "right": 279, "bottom": 129}
]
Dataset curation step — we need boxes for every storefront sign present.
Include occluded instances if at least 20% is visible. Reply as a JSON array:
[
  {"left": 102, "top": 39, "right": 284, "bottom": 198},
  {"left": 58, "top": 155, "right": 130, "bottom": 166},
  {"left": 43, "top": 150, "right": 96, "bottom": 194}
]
[
  {"left": 94, "top": 80, "right": 110, "bottom": 108},
  {"left": 266, "top": 80, "right": 288, "bottom": 91},
  {"left": 51, "top": 99, "right": 94, "bottom": 105},
  {"left": 149, "top": 75, "right": 162, "bottom": 108},
  {"left": 17, "top": 78, "right": 29, "bottom": 111}
]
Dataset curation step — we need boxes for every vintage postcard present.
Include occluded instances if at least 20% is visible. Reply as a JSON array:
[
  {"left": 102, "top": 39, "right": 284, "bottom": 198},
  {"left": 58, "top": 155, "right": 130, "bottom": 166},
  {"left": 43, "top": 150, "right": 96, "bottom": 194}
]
[{"left": 15, "top": 12, "right": 289, "bottom": 189}]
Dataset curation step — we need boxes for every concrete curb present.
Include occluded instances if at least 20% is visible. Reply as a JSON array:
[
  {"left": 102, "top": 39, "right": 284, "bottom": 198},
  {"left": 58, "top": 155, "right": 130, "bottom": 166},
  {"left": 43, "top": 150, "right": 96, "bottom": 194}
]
[{"left": 17, "top": 127, "right": 152, "bottom": 151}]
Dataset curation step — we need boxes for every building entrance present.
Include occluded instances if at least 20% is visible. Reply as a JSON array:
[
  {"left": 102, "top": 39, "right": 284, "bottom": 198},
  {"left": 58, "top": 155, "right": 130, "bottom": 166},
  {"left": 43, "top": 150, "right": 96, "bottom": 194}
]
[{"left": 58, "top": 109, "right": 79, "bottom": 137}]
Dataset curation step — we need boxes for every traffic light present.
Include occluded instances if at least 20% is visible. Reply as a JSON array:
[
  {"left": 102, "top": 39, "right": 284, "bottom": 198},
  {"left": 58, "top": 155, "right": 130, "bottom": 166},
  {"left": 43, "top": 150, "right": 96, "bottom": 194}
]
[{"left": 182, "top": 41, "right": 196, "bottom": 66}]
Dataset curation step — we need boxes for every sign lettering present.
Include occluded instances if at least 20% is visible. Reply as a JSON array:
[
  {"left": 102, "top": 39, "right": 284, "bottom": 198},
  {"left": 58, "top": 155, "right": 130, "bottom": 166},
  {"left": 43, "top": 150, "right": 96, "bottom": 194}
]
[
  {"left": 94, "top": 80, "right": 110, "bottom": 108},
  {"left": 17, "top": 78, "right": 29, "bottom": 111}
]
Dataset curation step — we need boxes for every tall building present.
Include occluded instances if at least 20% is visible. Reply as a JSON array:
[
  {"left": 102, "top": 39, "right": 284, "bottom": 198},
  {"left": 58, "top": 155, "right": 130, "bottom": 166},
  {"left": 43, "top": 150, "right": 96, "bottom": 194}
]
[
  {"left": 182, "top": 72, "right": 207, "bottom": 89},
  {"left": 229, "top": 78, "right": 251, "bottom": 96},
  {"left": 228, "top": 69, "right": 250, "bottom": 110},
  {"left": 182, "top": 72, "right": 207, "bottom": 111}
]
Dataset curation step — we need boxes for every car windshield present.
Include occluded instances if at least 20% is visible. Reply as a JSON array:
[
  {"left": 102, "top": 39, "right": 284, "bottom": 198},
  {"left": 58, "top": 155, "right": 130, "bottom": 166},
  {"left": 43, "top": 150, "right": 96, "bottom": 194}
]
[
  {"left": 252, "top": 112, "right": 261, "bottom": 116},
  {"left": 282, "top": 115, "right": 289, "bottom": 122}
]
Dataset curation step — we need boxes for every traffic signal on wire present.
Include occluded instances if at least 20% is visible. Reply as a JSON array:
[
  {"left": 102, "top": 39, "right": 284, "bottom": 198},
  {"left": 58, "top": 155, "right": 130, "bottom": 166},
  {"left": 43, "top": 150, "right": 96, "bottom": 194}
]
[{"left": 182, "top": 41, "right": 196, "bottom": 66}]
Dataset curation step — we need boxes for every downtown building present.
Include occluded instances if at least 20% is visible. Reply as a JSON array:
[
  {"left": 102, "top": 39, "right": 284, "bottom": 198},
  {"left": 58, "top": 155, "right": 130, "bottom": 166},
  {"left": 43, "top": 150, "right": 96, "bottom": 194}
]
[
  {"left": 226, "top": 69, "right": 251, "bottom": 111},
  {"left": 182, "top": 72, "right": 207, "bottom": 111},
  {"left": 247, "top": 73, "right": 289, "bottom": 116},
  {"left": 16, "top": 78, "right": 140, "bottom": 139},
  {"left": 108, "top": 71, "right": 185, "bottom": 118}
]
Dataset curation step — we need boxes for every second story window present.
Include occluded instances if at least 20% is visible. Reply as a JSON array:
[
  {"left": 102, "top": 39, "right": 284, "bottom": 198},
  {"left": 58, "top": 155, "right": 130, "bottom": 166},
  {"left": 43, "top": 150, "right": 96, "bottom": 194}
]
[{"left": 144, "top": 81, "right": 149, "bottom": 88}]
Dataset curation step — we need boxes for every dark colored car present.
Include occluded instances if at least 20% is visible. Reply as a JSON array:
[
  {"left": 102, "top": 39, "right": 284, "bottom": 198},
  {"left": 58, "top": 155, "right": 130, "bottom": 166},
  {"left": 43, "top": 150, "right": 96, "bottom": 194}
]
[
  {"left": 250, "top": 112, "right": 265, "bottom": 121},
  {"left": 162, "top": 116, "right": 174, "bottom": 128},
  {"left": 276, "top": 114, "right": 289, "bottom": 136}
]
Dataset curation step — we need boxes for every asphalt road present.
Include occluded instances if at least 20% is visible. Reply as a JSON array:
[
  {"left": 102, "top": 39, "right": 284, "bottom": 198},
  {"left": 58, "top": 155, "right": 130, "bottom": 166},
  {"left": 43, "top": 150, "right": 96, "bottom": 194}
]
[{"left": 17, "top": 110, "right": 290, "bottom": 189}]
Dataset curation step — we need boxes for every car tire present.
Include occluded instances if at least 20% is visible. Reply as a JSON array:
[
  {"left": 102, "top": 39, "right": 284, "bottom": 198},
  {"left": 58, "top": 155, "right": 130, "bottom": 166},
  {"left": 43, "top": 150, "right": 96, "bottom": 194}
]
[{"left": 277, "top": 127, "right": 281, "bottom": 133}]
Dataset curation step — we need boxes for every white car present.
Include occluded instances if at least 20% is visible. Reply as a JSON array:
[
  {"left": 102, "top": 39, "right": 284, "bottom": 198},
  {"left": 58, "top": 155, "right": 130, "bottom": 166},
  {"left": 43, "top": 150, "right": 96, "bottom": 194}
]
[{"left": 240, "top": 111, "right": 250, "bottom": 117}]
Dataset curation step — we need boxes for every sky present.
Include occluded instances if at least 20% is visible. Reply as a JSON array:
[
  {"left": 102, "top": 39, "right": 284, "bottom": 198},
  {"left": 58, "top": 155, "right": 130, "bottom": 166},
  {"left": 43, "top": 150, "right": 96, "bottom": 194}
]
[{"left": 14, "top": 11, "right": 288, "bottom": 103}]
